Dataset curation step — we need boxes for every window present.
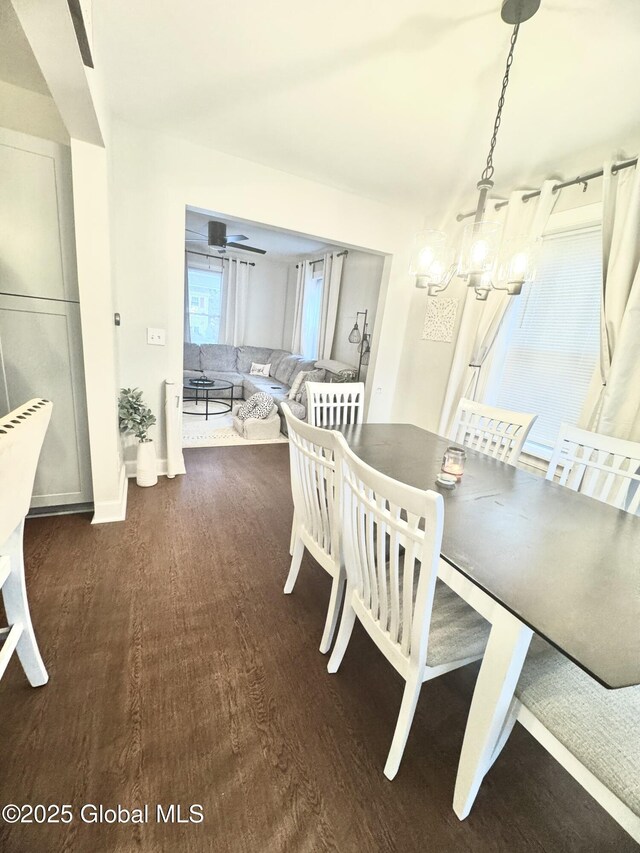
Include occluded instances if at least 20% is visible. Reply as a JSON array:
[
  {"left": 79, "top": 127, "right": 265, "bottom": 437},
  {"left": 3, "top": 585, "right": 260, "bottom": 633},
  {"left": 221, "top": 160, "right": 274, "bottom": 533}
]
[
  {"left": 300, "top": 262, "right": 324, "bottom": 359},
  {"left": 186, "top": 266, "right": 223, "bottom": 344},
  {"left": 486, "top": 224, "right": 602, "bottom": 456}
]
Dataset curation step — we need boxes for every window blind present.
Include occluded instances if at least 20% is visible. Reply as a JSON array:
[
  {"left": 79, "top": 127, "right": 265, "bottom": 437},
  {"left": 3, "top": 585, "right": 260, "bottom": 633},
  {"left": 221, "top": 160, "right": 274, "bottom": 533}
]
[{"left": 493, "top": 226, "right": 602, "bottom": 453}]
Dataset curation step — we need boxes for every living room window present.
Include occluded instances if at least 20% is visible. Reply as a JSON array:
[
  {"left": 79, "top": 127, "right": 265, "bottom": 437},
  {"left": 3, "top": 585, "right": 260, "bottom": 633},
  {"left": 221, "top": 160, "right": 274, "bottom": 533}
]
[
  {"left": 187, "top": 266, "right": 224, "bottom": 344},
  {"left": 484, "top": 210, "right": 602, "bottom": 458},
  {"left": 300, "top": 261, "right": 324, "bottom": 359}
]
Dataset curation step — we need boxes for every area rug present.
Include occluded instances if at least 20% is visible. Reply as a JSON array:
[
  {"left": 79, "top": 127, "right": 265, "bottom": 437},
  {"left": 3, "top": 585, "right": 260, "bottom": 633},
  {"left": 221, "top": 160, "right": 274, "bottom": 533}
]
[{"left": 182, "top": 405, "right": 288, "bottom": 448}]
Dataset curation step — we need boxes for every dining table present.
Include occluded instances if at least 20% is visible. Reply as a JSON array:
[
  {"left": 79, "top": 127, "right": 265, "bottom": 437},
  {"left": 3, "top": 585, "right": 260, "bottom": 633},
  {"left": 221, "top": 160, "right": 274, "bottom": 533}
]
[{"left": 337, "top": 422, "right": 640, "bottom": 819}]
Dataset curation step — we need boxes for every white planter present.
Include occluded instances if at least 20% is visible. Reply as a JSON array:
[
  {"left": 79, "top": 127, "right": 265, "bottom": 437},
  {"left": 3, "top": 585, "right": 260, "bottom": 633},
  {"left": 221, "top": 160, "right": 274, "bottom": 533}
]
[{"left": 136, "top": 439, "right": 158, "bottom": 487}]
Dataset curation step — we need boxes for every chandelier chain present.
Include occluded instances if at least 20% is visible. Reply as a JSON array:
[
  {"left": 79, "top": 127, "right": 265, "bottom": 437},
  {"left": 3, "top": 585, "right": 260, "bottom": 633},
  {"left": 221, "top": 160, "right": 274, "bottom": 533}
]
[{"left": 481, "top": 24, "right": 520, "bottom": 183}]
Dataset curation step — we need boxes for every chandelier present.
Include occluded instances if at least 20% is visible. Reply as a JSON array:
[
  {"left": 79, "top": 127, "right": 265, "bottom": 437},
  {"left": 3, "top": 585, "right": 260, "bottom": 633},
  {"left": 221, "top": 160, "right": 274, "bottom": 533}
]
[{"left": 411, "top": 0, "right": 542, "bottom": 301}]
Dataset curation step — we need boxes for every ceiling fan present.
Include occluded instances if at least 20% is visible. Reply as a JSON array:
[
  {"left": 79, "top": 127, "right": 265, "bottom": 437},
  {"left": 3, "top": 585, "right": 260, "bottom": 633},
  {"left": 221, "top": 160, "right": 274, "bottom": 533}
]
[{"left": 186, "top": 221, "right": 266, "bottom": 255}]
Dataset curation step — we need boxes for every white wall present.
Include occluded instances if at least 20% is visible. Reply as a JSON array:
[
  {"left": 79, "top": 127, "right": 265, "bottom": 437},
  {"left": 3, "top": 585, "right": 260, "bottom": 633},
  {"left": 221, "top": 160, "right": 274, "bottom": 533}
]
[
  {"left": 110, "top": 120, "right": 419, "bottom": 464},
  {"left": 331, "top": 250, "right": 385, "bottom": 370},
  {"left": 0, "top": 80, "right": 68, "bottom": 144}
]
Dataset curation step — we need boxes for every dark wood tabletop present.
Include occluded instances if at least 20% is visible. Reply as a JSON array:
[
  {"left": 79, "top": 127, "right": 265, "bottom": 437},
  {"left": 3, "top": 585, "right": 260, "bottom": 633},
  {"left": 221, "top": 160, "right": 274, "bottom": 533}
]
[{"left": 338, "top": 423, "right": 640, "bottom": 690}]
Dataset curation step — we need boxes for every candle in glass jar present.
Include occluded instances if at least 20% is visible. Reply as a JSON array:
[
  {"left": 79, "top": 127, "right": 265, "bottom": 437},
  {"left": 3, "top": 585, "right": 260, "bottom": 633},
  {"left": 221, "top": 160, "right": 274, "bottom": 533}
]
[{"left": 437, "top": 446, "right": 467, "bottom": 487}]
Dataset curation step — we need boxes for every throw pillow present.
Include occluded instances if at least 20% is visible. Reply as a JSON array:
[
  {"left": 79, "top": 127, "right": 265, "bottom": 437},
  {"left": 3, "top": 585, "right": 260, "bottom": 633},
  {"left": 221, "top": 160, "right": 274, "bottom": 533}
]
[
  {"left": 287, "top": 369, "right": 308, "bottom": 400},
  {"left": 237, "top": 392, "right": 274, "bottom": 421},
  {"left": 296, "top": 367, "right": 326, "bottom": 403},
  {"left": 250, "top": 362, "right": 271, "bottom": 377}
]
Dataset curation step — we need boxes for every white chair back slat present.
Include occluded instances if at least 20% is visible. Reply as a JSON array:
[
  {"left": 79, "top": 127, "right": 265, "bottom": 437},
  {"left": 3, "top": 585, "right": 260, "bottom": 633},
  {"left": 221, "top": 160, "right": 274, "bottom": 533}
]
[
  {"left": 450, "top": 398, "right": 537, "bottom": 466},
  {"left": 306, "top": 382, "right": 365, "bottom": 428},
  {"left": 285, "top": 408, "right": 340, "bottom": 561},
  {"left": 546, "top": 424, "right": 640, "bottom": 513},
  {"left": 336, "top": 433, "right": 444, "bottom": 666},
  {"left": 0, "top": 399, "right": 53, "bottom": 544}
]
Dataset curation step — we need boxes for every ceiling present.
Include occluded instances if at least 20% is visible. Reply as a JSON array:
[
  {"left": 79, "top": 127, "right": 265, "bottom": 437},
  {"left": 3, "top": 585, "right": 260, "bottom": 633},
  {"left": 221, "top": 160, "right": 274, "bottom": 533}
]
[
  {"left": 0, "top": 0, "right": 50, "bottom": 95},
  {"left": 185, "top": 209, "right": 332, "bottom": 260},
  {"left": 95, "top": 1, "right": 640, "bottom": 209}
]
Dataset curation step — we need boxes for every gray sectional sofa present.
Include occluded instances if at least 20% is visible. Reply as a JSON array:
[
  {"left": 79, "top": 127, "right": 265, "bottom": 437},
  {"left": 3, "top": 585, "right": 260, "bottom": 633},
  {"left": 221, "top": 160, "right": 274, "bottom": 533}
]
[{"left": 184, "top": 343, "right": 352, "bottom": 432}]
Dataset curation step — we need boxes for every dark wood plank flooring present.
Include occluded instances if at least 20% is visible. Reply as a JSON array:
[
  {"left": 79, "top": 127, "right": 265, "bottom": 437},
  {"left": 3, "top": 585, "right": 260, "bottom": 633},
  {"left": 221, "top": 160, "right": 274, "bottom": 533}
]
[{"left": 0, "top": 445, "right": 636, "bottom": 852}]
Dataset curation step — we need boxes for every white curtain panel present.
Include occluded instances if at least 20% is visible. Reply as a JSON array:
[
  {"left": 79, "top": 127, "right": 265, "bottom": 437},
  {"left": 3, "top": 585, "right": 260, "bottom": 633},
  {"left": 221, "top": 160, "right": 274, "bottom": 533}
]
[
  {"left": 591, "top": 162, "right": 640, "bottom": 440},
  {"left": 318, "top": 252, "right": 345, "bottom": 360},
  {"left": 291, "top": 260, "right": 308, "bottom": 353},
  {"left": 183, "top": 253, "right": 191, "bottom": 344},
  {"left": 438, "top": 181, "right": 560, "bottom": 435},
  {"left": 222, "top": 259, "right": 250, "bottom": 347}
]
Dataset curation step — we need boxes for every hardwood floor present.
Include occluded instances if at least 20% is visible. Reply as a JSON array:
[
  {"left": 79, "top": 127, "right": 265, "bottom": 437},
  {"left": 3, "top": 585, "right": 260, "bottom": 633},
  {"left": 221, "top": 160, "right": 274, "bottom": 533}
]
[{"left": 0, "top": 445, "right": 635, "bottom": 852}]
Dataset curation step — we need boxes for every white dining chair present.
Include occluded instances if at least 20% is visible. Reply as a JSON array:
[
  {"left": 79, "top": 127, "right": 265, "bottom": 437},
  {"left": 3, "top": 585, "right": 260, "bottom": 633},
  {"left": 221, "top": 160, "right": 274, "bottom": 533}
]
[
  {"left": 546, "top": 423, "right": 640, "bottom": 513},
  {"left": 0, "top": 399, "right": 53, "bottom": 688},
  {"left": 468, "top": 424, "right": 640, "bottom": 843},
  {"left": 450, "top": 398, "right": 537, "bottom": 465},
  {"left": 305, "top": 381, "right": 365, "bottom": 428},
  {"left": 282, "top": 403, "right": 345, "bottom": 654},
  {"left": 328, "top": 432, "right": 491, "bottom": 780}
]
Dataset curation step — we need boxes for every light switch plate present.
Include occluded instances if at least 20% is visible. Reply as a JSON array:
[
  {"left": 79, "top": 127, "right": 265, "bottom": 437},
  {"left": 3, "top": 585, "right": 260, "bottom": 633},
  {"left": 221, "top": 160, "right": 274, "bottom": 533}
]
[{"left": 147, "top": 327, "right": 166, "bottom": 346}]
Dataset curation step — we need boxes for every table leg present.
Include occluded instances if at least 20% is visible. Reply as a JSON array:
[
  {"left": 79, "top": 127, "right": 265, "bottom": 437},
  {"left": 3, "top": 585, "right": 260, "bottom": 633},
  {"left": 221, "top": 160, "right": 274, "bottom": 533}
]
[
  {"left": 205, "top": 390, "right": 209, "bottom": 421},
  {"left": 453, "top": 607, "right": 532, "bottom": 819}
]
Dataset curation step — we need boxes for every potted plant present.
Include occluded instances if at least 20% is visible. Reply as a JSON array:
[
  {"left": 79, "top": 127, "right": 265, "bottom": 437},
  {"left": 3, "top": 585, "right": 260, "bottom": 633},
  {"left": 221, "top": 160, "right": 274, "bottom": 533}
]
[{"left": 118, "top": 387, "right": 158, "bottom": 487}]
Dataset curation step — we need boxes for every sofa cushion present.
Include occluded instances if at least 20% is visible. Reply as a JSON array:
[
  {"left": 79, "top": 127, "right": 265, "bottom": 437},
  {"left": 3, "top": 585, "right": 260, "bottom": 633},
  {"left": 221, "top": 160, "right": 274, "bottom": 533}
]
[
  {"left": 183, "top": 369, "right": 203, "bottom": 382},
  {"left": 201, "top": 344, "right": 237, "bottom": 372},
  {"left": 269, "top": 349, "right": 290, "bottom": 377},
  {"left": 244, "top": 376, "right": 289, "bottom": 402},
  {"left": 183, "top": 342, "right": 201, "bottom": 371},
  {"left": 288, "top": 358, "right": 317, "bottom": 388},
  {"left": 237, "top": 346, "right": 274, "bottom": 373},
  {"left": 275, "top": 354, "right": 303, "bottom": 386},
  {"left": 202, "top": 370, "right": 244, "bottom": 395}
]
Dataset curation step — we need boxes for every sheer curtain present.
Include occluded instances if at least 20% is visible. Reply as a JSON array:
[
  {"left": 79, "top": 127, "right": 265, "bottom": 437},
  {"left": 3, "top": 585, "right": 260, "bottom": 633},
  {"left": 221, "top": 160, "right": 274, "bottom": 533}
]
[
  {"left": 590, "top": 161, "right": 640, "bottom": 440},
  {"left": 438, "top": 181, "right": 560, "bottom": 435},
  {"left": 291, "top": 261, "right": 308, "bottom": 354},
  {"left": 318, "top": 252, "right": 344, "bottom": 359},
  {"left": 183, "top": 253, "right": 191, "bottom": 344},
  {"left": 222, "top": 259, "right": 250, "bottom": 347}
]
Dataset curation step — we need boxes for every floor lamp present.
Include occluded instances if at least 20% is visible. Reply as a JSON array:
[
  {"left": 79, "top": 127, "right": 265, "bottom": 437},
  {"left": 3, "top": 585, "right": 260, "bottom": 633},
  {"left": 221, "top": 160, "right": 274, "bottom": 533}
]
[{"left": 348, "top": 310, "right": 371, "bottom": 382}]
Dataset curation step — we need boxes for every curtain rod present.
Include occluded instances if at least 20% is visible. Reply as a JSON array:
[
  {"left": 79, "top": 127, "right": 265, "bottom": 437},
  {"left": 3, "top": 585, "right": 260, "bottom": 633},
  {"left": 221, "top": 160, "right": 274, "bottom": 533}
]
[
  {"left": 455, "top": 157, "right": 638, "bottom": 222},
  {"left": 296, "top": 249, "right": 349, "bottom": 269},
  {"left": 185, "top": 249, "right": 255, "bottom": 266}
]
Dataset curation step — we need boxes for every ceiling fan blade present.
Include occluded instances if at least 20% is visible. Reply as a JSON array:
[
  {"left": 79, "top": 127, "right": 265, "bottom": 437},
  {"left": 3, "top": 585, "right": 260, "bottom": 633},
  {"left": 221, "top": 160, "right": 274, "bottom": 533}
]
[
  {"left": 186, "top": 228, "right": 206, "bottom": 237},
  {"left": 186, "top": 238, "right": 207, "bottom": 242},
  {"left": 226, "top": 242, "right": 266, "bottom": 254},
  {"left": 226, "top": 234, "right": 248, "bottom": 242}
]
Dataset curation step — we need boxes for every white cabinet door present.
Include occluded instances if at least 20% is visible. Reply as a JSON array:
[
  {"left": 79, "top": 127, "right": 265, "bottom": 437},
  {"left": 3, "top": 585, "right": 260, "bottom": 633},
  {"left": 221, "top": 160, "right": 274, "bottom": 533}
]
[
  {"left": 0, "top": 127, "right": 78, "bottom": 302},
  {"left": 0, "top": 294, "right": 92, "bottom": 507}
]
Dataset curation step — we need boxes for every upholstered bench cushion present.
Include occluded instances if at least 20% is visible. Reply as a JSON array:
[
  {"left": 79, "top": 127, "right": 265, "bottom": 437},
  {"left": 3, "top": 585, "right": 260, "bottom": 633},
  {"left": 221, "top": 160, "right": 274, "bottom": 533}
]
[{"left": 517, "top": 639, "right": 640, "bottom": 816}]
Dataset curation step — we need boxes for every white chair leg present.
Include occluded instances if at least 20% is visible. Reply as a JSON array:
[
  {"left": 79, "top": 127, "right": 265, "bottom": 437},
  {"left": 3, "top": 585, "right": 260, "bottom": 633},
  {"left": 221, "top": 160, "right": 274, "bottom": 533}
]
[
  {"left": 453, "top": 610, "right": 532, "bottom": 820},
  {"left": 318, "top": 573, "right": 345, "bottom": 655},
  {"left": 289, "top": 512, "right": 297, "bottom": 556},
  {"left": 1, "top": 522, "right": 48, "bottom": 687},
  {"left": 284, "top": 536, "right": 304, "bottom": 594},
  {"left": 327, "top": 600, "right": 356, "bottom": 673},
  {"left": 384, "top": 670, "right": 423, "bottom": 780}
]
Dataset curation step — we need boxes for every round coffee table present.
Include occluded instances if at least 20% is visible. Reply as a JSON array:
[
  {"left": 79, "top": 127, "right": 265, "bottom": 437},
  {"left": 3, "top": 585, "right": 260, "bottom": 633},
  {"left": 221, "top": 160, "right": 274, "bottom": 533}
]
[{"left": 183, "top": 378, "right": 234, "bottom": 420}]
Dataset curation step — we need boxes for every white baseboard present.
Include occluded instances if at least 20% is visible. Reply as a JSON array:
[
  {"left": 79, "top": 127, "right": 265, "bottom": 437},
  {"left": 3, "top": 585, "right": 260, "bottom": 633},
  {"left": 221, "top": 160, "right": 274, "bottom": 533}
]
[{"left": 92, "top": 463, "right": 128, "bottom": 524}]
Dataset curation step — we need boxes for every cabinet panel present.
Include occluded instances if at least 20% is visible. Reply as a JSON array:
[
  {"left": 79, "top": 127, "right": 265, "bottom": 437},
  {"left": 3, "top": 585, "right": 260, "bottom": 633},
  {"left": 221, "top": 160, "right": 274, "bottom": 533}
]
[
  {"left": 0, "top": 128, "right": 78, "bottom": 302},
  {"left": 0, "top": 295, "right": 92, "bottom": 507}
]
